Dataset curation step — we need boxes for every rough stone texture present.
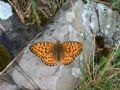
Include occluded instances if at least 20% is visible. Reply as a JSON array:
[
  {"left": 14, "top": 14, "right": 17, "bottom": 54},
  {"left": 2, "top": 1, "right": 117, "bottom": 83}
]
[
  {"left": 0, "top": 14, "right": 40, "bottom": 57},
  {"left": 0, "top": 81, "right": 17, "bottom": 90},
  {"left": 0, "top": 0, "right": 120, "bottom": 90}
]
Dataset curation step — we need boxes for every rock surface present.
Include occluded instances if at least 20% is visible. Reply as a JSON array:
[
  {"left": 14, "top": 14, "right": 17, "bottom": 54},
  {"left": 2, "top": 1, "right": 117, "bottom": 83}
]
[
  {"left": 0, "top": 14, "right": 39, "bottom": 57},
  {"left": 0, "top": 0, "right": 120, "bottom": 90}
]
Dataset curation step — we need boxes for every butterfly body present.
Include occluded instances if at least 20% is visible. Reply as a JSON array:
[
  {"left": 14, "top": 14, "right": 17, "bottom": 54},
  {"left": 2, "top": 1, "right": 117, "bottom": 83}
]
[
  {"left": 30, "top": 41, "right": 82, "bottom": 66},
  {"left": 54, "top": 42, "right": 63, "bottom": 62}
]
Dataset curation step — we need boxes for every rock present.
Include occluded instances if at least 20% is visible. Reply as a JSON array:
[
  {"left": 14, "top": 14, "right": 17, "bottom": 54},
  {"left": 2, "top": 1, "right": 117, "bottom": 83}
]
[
  {"left": 95, "top": 3, "right": 120, "bottom": 45},
  {"left": 0, "top": 81, "right": 17, "bottom": 90},
  {"left": 0, "top": 13, "right": 40, "bottom": 57},
  {"left": 112, "top": 29, "right": 120, "bottom": 45},
  {"left": 0, "top": 0, "right": 120, "bottom": 90}
]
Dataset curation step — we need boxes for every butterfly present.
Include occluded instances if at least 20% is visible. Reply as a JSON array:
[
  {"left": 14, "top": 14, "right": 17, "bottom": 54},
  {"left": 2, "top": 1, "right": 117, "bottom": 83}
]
[{"left": 30, "top": 41, "right": 83, "bottom": 66}]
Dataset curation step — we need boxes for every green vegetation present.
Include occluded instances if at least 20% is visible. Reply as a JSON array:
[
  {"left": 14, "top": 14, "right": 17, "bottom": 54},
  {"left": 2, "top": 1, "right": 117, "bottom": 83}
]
[
  {"left": 8, "top": 0, "right": 66, "bottom": 25},
  {"left": 75, "top": 45, "right": 120, "bottom": 90},
  {"left": 0, "top": 44, "right": 11, "bottom": 71}
]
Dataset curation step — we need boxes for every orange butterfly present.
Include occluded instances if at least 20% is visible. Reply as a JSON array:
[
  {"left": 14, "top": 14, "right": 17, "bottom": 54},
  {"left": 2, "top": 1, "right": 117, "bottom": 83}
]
[{"left": 30, "top": 41, "right": 83, "bottom": 66}]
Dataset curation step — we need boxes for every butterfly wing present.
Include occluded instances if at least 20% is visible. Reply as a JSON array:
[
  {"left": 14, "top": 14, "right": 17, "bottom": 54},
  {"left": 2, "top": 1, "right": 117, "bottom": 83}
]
[
  {"left": 30, "top": 42, "right": 57, "bottom": 66},
  {"left": 60, "top": 41, "right": 83, "bottom": 65}
]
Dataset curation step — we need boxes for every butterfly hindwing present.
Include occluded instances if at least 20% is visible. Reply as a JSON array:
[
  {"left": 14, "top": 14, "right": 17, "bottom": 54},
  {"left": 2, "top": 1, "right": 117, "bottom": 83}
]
[
  {"left": 30, "top": 41, "right": 83, "bottom": 66},
  {"left": 30, "top": 42, "right": 57, "bottom": 66},
  {"left": 60, "top": 41, "right": 83, "bottom": 65}
]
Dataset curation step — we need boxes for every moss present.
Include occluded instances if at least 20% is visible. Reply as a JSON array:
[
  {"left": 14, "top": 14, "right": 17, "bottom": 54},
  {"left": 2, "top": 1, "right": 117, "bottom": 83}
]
[{"left": 0, "top": 44, "right": 11, "bottom": 72}]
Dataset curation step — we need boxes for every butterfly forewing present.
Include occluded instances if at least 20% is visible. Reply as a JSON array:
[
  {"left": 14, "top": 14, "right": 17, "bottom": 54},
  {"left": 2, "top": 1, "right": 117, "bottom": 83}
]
[
  {"left": 30, "top": 42, "right": 57, "bottom": 66},
  {"left": 60, "top": 41, "right": 83, "bottom": 65}
]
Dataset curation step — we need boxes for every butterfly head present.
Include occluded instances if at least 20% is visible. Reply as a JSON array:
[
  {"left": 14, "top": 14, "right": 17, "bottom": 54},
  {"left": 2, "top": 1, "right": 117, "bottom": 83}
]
[{"left": 56, "top": 41, "right": 61, "bottom": 45}]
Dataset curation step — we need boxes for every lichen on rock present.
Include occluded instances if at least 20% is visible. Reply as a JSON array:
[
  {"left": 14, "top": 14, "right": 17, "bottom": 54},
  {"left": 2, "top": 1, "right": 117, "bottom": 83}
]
[{"left": 0, "top": 1, "right": 13, "bottom": 20}]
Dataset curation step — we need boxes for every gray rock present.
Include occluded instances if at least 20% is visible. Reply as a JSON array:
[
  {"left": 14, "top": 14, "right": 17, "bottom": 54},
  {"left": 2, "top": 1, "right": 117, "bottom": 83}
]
[
  {"left": 0, "top": 13, "right": 40, "bottom": 57},
  {"left": 0, "top": 0, "right": 120, "bottom": 90},
  {"left": 0, "top": 81, "right": 17, "bottom": 90}
]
